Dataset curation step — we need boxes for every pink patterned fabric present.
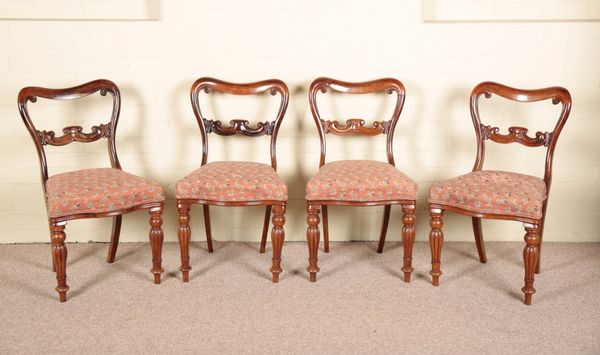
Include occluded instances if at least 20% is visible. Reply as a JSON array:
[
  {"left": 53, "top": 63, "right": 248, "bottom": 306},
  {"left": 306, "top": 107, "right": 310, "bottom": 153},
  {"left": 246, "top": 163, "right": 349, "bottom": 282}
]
[
  {"left": 306, "top": 160, "right": 417, "bottom": 202},
  {"left": 428, "top": 170, "right": 547, "bottom": 220},
  {"left": 46, "top": 168, "right": 164, "bottom": 218},
  {"left": 176, "top": 161, "right": 288, "bottom": 202}
]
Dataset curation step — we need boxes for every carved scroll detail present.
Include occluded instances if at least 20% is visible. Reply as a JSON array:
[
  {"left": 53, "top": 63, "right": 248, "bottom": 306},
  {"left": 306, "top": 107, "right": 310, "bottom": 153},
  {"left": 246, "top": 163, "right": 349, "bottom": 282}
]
[
  {"left": 480, "top": 124, "right": 551, "bottom": 147},
  {"left": 203, "top": 119, "right": 274, "bottom": 137},
  {"left": 37, "top": 123, "right": 111, "bottom": 146},
  {"left": 321, "top": 119, "right": 389, "bottom": 136}
]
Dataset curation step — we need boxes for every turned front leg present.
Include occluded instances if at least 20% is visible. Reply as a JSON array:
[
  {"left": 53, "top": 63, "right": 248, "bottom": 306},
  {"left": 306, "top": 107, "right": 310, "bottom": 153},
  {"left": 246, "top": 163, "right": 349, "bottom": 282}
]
[
  {"left": 401, "top": 204, "right": 416, "bottom": 282},
  {"left": 50, "top": 222, "right": 69, "bottom": 302},
  {"left": 177, "top": 202, "right": 192, "bottom": 282},
  {"left": 270, "top": 204, "right": 286, "bottom": 283},
  {"left": 523, "top": 223, "right": 541, "bottom": 305},
  {"left": 429, "top": 208, "right": 444, "bottom": 286},
  {"left": 149, "top": 206, "right": 165, "bottom": 284},
  {"left": 306, "top": 204, "right": 321, "bottom": 282}
]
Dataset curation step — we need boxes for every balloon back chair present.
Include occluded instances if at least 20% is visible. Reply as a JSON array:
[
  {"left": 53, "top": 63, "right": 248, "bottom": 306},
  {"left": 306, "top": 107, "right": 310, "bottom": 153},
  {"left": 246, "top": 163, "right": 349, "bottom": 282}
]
[
  {"left": 427, "top": 81, "right": 571, "bottom": 305},
  {"left": 18, "top": 80, "right": 165, "bottom": 302},
  {"left": 176, "top": 77, "right": 289, "bottom": 283},
  {"left": 305, "top": 77, "right": 417, "bottom": 282}
]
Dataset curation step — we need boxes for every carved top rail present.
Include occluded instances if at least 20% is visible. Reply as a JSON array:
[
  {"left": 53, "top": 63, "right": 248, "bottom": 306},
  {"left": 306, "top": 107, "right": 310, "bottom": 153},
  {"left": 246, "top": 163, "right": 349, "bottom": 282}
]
[
  {"left": 321, "top": 119, "right": 390, "bottom": 136},
  {"left": 37, "top": 124, "right": 112, "bottom": 146},
  {"left": 203, "top": 119, "right": 274, "bottom": 137},
  {"left": 479, "top": 125, "right": 552, "bottom": 147},
  {"left": 18, "top": 79, "right": 119, "bottom": 104}
]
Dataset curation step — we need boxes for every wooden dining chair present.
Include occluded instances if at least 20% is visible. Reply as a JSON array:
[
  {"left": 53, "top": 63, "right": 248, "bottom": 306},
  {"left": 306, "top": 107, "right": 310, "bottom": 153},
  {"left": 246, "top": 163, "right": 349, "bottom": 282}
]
[
  {"left": 305, "top": 77, "right": 417, "bottom": 282},
  {"left": 18, "top": 80, "right": 165, "bottom": 302},
  {"left": 428, "top": 82, "right": 571, "bottom": 305},
  {"left": 176, "top": 77, "right": 289, "bottom": 283}
]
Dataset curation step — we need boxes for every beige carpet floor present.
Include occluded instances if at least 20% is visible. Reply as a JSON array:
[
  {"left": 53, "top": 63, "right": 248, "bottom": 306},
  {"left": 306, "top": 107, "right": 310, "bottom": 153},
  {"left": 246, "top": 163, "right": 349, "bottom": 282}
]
[{"left": 1, "top": 241, "right": 599, "bottom": 354}]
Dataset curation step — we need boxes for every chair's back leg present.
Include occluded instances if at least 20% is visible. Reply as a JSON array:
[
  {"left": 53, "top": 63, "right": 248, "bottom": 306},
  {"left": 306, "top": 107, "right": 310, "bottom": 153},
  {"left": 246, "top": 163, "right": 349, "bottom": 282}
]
[
  {"left": 536, "top": 211, "right": 547, "bottom": 274},
  {"left": 472, "top": 217, "right": 487, "bottom": 263},
  {"left": 259, "top": 205, "right": 272, "bottom": 254},
  {"left": 107, "top": 215, "right": 122, "bottom": 263},
  {"left": 203, "top": 205, "right": 214, "bottom": 253},
  {"left": 322, "top": 205, "right": 330, "bottom": 253},
  {"left": 377, "top": 205, "right": 391, "bottom": 253}
]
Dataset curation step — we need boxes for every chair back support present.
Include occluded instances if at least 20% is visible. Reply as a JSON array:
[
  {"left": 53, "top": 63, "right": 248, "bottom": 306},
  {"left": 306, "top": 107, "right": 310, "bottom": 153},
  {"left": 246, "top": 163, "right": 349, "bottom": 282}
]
[
  {"left": 18, "top": 79, "right": 122, "bottom": 194},
  {"left": 470, "top": 81, "right": 572, "bottom": 189},
  {"left": 190, "top": 77, "right": 289, "bottom": 170},
  {"left": 308, "top": 77, "right": 406, "bottom": 167}
]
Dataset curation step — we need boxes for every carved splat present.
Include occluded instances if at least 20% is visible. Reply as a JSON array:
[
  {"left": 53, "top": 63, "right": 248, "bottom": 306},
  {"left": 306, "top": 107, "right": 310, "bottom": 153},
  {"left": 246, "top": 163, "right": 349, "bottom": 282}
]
[
  {"left": 480, "top": 124, "right": 551, "bottom": 147},
  {"left": 321, "top": 119, "right": 390, "bottom": 136},
  {"left": 36, "top": 123, "right": 111, "bottom": 146},
  {"left": 203, "top": 118, "right": 274, "bottom": 137}
]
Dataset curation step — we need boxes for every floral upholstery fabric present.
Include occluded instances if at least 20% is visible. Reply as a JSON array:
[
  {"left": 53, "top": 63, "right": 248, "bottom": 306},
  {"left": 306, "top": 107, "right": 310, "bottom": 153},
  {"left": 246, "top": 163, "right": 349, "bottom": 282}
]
[
  {"left": 306, "top": 160, "right": 417, "bottom": 202},
  {"left": 176, "top": 161, "right": 288, "bottom": 202},
  {"left": 46, "top": 168, "right": 164, "bottom": 218},
  {"left": 428, "top": 170, "right": 547, "bottom": 220}
]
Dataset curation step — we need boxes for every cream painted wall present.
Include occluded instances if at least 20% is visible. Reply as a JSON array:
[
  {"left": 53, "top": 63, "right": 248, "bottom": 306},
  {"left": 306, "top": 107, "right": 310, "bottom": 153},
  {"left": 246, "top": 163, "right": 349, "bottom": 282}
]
[{"left": 0, "top": 1, "right": 598, "bottom": 244}]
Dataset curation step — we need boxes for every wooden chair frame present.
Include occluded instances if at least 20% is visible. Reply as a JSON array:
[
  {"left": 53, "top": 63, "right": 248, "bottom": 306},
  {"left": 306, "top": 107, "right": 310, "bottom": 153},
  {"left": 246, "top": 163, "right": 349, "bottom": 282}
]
[
  {"left": 177, "top": 77, "right": 289, "bottom": 283},
  {"left": 18, "top": 79, "right": 164, "bottom": 302},
  {"left": 305, "top": 77, "right": 416, "bottom": 282},
  {"left": 428, "top": 81, "right": 572, "bottom": 305}
]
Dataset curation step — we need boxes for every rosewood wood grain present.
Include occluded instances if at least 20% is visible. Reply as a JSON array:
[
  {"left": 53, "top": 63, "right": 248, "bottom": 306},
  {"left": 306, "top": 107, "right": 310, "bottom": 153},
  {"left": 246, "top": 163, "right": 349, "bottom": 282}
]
[
  {"left": 523, "top": 223, "right": 541, "bottom": 305},
  {"left": 429, "top": 81, "right": 572, "bottom": 305},
  {"left": 401, "top": 204, "right": 416, "bottom": 282},
  {"left": 18, "top": 80, "right": 165, "bottom": 302},
  {"left": 306, "top": 204, "right": 321, "bottom": 282},
  {"left": 149, "top": 207, "right": 164, "bottom": 284},
  {"left": 177, "top": 202, "right": 192, "bottom": 282},
  {"left": 178, "top": 77, "right": 289, "bottom": 283},
  {"left": 306, "top": 77, "right": 416, "bottom": 282},
  {"left": 50, "top": 222, "right": 68, "bottom": 303},
  {"left": 429, "top": 209, "right": 444, "bottom": 287},
  {"left": 269, "top": 204, "right": 286, "bottom": 283}
]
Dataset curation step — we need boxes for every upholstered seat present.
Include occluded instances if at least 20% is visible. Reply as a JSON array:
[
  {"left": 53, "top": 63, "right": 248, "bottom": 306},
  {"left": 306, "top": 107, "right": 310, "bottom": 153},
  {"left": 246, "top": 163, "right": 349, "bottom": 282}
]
[
  {"left": 306, "top": 160, "right": 417, "bottom": 202},
  {"left": 176, "top": 161, "right": 288, "bottom": 202},
  {"left": 428, "top": 170, "right": 547, "bottom": 220},
  {"left": 45, "top": 168, "right": 165, "bottom": 218}
]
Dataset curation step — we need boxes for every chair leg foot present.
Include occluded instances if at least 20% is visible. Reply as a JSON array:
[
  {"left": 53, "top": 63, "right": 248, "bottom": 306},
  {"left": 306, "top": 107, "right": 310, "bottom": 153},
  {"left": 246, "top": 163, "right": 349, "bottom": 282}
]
[
  {"left": 270, "top": 204, "right": 285, "bottom": 283},
  {"left": 306, "top": 203, "right": 321, "bottom": 282},
  {"left": 178, "top": 201, "right": 192, "bottom": 283},
  {"left": 522, "top": 223, "right": 541, "bottom": 305},
  {"left": 50, "top": 222, "right": 69, "bottom": 302},
  {"left": 149, "top": 206, "right": 164, "bottom": 284},
  {"left": 429, "top": 208, "right": 444, "bottom": 287}
]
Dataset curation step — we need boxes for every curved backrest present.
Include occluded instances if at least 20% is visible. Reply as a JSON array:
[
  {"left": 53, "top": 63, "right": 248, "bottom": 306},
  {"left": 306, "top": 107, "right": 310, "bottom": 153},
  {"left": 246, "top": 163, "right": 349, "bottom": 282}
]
[
  {"left": 17, "top": 79, "right": 122, "bottom": 194},
  {"left": 470, "top": 81, "right": 572, "bottom": 189},
  {"left": 190, "top": 77, "right": 289, "bottom": 170},
  {"left": 308, "top": 77, "right": 406, "bottom": 167}
]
